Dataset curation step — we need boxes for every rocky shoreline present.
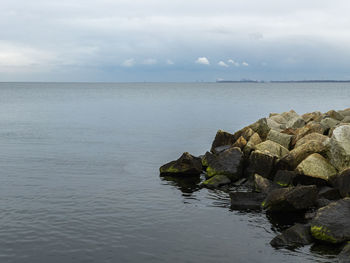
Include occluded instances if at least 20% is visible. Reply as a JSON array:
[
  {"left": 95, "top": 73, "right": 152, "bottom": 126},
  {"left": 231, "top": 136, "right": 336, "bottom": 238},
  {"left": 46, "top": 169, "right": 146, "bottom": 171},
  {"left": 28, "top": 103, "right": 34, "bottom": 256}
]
[{"left": 160, "top": 108, "right": 350, "bottom": 262}]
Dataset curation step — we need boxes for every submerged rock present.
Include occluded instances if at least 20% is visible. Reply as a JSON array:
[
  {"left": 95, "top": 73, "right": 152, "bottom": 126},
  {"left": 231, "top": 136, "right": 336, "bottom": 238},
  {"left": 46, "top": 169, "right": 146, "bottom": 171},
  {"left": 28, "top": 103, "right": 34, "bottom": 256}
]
[
  {"left": 270, "top": 223, "right": 313, "bottom": 248},
  {"left": 230, "top": 192, "right": 266, "bottom": 210},
  {"left": 262, "top": 185, "right": 318, "bottom": 212},
  {"left": 311, "top": 198, "right": 350, "bottom": 244},
  {"left": 159, "top": 152, "right": 202, "bottom": 176},
  {"left": 202, "top": 174, "right": 231, "bottom": 189}
]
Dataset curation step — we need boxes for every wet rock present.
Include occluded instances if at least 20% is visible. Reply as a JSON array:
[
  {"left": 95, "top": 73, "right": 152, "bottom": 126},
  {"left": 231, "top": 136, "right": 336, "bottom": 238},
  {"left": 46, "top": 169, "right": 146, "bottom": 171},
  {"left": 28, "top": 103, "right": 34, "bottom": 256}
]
[
  {"left": 262, "top": 185, "right": 318, "bottom": 212},
  {"left": 294, "top": 133, "right": 330, "bottom": 149},
  {"left": 249, "top": 118, "right": 270, "bottom": 140},
  {"left": 254, "top": 140, "right": 289, "bottom": 158},
  {"left": 210, "top": 130, "right": 236, "bottom": 153},
  {"left": 243, "top": 132, "right": 262, "bottom": 156},
  {"left": 329, "top": 125, "right": 350, "bottom": 172},
  {"left": 254, "top": 174, "right": 272, "bottom": 193},
  {"left": 273, "top": 170, "right": 298, "bottom": 187},
  {"left": 331, "top": 168, "right": 350, "bottom": 197},
  {"left": 206, "top": 147, "right": 243, "bottom": 181},
  {"left": 318, "top": 186, "right": 341, "bottom": 200},
  {"left": 266, "top": 129, "right": 293, "bottom": 149},
  {"left": 270, "top": 223, "right": 313, "bottom": 248},
  {"left": 311, "top": 198, "right": 350, "bottom": 244},
  {"left": 326, "top": 109, "right": 344, "bottom": 121},
  {"left": 232, "top": 136, "right": 247, "bottom": 150},
  {"left": 202, "top": 175, "right": 231, "bottom": 189},
  {"left": 160, "top": 152, "right": 203, "bottom": 176},
  {"left": 246, "top": 150, "right": 277, "bottom": 179},
  {"left": 338, "top": 243, "right": 350, "bottom": 263},
  {"left": 296, "top": 153, "right": 337, "bottom": 182},
  {"left": 230, "top": 192, "right": 266, "bottom": 210}
]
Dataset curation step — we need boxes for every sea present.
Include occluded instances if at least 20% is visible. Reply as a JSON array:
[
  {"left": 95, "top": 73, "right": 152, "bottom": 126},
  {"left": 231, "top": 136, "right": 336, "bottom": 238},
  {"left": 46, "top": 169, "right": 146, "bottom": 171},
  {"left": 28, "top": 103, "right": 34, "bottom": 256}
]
[{"left": 0, "top": 82, "right": 348, "bottom": 263}]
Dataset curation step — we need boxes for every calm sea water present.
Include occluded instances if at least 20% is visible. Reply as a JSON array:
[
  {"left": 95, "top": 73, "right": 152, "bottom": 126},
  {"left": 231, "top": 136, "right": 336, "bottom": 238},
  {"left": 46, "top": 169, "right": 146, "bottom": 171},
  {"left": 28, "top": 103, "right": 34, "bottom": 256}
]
[{"left": 0, "top": 82, "right": 349, "bottom": 263}]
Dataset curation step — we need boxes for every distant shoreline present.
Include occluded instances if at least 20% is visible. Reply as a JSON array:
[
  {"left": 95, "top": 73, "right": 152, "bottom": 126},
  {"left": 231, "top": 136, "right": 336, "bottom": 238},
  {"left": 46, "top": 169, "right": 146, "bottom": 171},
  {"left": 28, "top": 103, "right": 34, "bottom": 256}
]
[{"left": 216, "top": 80, "right": 350, "bottom": 83}]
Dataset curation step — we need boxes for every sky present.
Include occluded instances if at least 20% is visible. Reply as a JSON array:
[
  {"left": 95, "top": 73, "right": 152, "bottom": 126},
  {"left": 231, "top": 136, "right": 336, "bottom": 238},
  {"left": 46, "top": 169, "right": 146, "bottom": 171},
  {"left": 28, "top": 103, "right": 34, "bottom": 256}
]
[{"left": 1, "top": 0, "right": 350, "bottom": 82}]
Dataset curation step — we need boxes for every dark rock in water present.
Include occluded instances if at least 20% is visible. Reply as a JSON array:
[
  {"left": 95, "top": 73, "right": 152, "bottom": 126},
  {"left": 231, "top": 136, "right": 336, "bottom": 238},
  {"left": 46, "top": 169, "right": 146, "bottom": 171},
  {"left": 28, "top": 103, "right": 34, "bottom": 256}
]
[
  {"left": 273, "top": 170, "right": 298, "bottom": 187},
  {"left": 159, "top": 152, "right": 202, "bottom": 176},
  {"left": 230, "top": 192, "right": 266, "bottom": 210},
  {"left": 262, "top": 185, "right": 318, "bottom": 212},
  {"left": 161, "top": 175, "right": 201, "bottom": 194},
  {"left": 311, "top": 198, "right": 350, "bottom": 244},
  {"left": 206, "top": 147, "right": 243, "bottom": 181},
  {"left": 202, "top": 175, "right": 231, "bottom": 189},
  {"left": 210, "top": 130, "right": 236, "bottom": 153},
  {"left": 331, "top": 168, "right": 350, "bottom": 198},
  {"left": 318, "top": 186, "right": 341, "bottom": 200},
  {"left": 270, "top": 223, "right": 313, "bottom": 248},
  {"left": 316, "top": 198, "right": 332, "bottom": 208},
  {"left": 246, "top": 150, "right": 277, "bottom": 179},
  {"left": 338, "top": 243, "right": 350, "bottom": 263},
  {"left": 201, "top": 151, "right": 214, "bottom": 167},
  {"left": 249, "top": 118, "right": 270, "bottom": 140},
  {"left": 253, "top": 174, "right": 272, "bottom": 193}
]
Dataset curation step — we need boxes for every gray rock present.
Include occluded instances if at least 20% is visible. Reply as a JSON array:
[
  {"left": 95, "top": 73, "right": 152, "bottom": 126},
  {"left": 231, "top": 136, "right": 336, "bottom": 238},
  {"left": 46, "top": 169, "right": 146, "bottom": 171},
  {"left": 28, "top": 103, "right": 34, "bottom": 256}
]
[
  {"left": 266, "top": 129, "right": 293, "bottom": 149},
  {"left": 267, "top": 118, "right": 283, "bottom": 131},
  {"left": 202, "top": 175, "right": 231, "bottom": 189},
  {"left": 326, "top": 109, "right": 344, "bottom": 121},
  {"left": 331, "top": 168, "right": 350, "bottom": 198},
  {"left": 338, "top": 243, "right": 350, "bottom": 263},
  {"left": 294, "top": 132, "right": 330, "bottom": 149},
  {"left": 253, "top": 174, "right": 272, "bottom": 193},
  {"left": 318, "top": 186, "right": 341, "bottom": 200},
  {"left": 249, "top": 118, "right": 270, "bottom": 140},
  {"left": 320, "top": 117, "right": 340, "bottom": 130},
  {"left": 243, "top": 132, "right": 262, "bottom": 156},
  {"left": 281, "top": 110, "right": 299, "bottom": 122},
  {"left": 273, "top": 170, "right": 298, "bottom": 187},
  {"left": 341, "top": 116, "right": 350, "bottom": 123},
  {"left": 329, "top": 125, "right": 350, "bottom": 172},
  {"left": 270, "top": 224, "right": 313, "bottom": 248},
  {"left": 210, "top": 130, "right": 236, "bottom": 153},
  {"left": 160, "top": 152, "right": 203, "bottom": 176},
  {"left": 286, "top": 116, "right": 306, "bottom": 129},
  {"left": 246, "top": 150, "right": 277, "bottom": 179},
  {"left": 254, "top": 140, "right": 289, "bottom": 158},
  {"left": 230, "top": 192, "right": 266, "bottom": 210}
]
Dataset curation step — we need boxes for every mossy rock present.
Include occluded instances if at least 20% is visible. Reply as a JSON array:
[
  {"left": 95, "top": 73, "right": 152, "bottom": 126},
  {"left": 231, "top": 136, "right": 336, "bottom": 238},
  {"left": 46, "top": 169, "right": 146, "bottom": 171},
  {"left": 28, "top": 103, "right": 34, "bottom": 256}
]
[
  {"left": 160, "top": 152, "right": 202, "bottom": 176},
  {"left": 202, "top": 175, "right": 230, "bottom": 189}
]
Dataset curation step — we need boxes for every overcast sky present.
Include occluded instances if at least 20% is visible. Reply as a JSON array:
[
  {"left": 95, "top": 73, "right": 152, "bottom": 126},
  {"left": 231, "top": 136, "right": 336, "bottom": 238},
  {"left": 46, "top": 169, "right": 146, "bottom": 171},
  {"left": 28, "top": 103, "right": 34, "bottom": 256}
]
[{"left": 1, "top": 0, "right": 350, "bottom": 81}]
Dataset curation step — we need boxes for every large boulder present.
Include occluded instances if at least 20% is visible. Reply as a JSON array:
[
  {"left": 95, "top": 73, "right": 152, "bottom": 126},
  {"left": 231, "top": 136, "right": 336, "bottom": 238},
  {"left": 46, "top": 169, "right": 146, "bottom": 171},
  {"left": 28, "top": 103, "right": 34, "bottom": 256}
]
[
  {"left": 206, "top": 147, "right": 243, "bottom": 181},
  {"left": 326, "top": 109, "right": 344, "bottom": 121},
  {"left": 262, "top": 185, "right": 318, "bottom": 212},
  {"left": 338, "top": 243, "right": 350, "bottom": 263},
  {"left": 286, "top": 116, "right": 306, "bottom": 129},
  {"left": 243, "top": 132, "right": 262, "bottom": 156},
  {"left": 294, "top": 132, "right": 330, "bottom": 149},
  {"left": 232, "top": 136, "right": 247, "bottom": 150},
  {"left": 266, "top": 129, "right": 293, "bottom": 149},
  {"left": 320, "top": 117, "right": 340, "bottom": 131},
  {"left": 160, "top": 152, "right": 203, "bottom": 176},
  {"left": 254, "top": 140, "right": 289, "bottom": 158},
  {"left": 270, "top": 224, "right": 313, "bottom": 248},
  {"left": 253, "top": 174, "right": 272, "bottom": 193},
  {"left": 269, "top": 114, "right": 287, "bottom": 124},
  {"left": 273, "top": 170, "right": 298, "bottom": 187},
  {"left": 329, "top": 124, "right": 350, "bottom": 172},
  {"left": 291, "top": 121, "right": 326, "bottom": 147},
  {"left": 230, "top": 192, "right": 266, "bottom": 210},
  {"left": 210, "top": 130, "right": 236, "bottom": 153},
  {"left": 267, "top": 118, "right": 283, "bottom": 131},
  {"left": 249, "top": 118, "right": 270, "bottom": 140},
  {"left": 281, "top": 110, "right": 299, "bottom": 122},
  {"left": 302, "top": 111, "right": 322, "bottom": 123},
  {"left": 202, "top": 175, "right": 231, "bottom": 189},
  {"left": 296, "top": 153, "right": 337, "bottom": 182},
  {"left": 246, "top": 150, "right": 277, "bottom": 179},
  {"left": 331, "top": 168, "right": 350, "bottom": 197},
  {"left": 311, "top": 198, "right": 350, "bottom": 244}
]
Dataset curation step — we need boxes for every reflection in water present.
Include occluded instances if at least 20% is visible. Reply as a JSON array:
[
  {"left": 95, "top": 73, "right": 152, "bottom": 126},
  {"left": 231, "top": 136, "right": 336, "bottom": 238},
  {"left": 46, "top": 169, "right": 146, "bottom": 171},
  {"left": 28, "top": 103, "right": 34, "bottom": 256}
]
[
  {"left": 160, "top": 175, "right": 201, "bottom": 194},
  {"left": 266, "top": 211, "right": 307, "bottom": 232}
]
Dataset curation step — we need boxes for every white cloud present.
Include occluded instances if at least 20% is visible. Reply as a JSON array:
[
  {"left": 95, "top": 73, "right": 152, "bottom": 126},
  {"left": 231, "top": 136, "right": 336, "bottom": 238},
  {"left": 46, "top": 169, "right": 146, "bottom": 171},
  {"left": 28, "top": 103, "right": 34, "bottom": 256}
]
[
  {"left": 122, "top": 58, "right": 135, "bottom": 67},
  {"left": 195, "top": 57, "right": 210, "bottom": 65},
  {"left": 228, "top": 59, "right": 240, "bottom": 67},
  {"left": 242, "top": 61, "right": 249, "bottom": 66},
  {"left": 166, "top": 59, "right": 174, "bottom": 65},
  {"left": 142, "top": 58, "right": 157, "bottom": 65},
  {"left": 218, "top": 61, "right": 229, "bottom": 67}
]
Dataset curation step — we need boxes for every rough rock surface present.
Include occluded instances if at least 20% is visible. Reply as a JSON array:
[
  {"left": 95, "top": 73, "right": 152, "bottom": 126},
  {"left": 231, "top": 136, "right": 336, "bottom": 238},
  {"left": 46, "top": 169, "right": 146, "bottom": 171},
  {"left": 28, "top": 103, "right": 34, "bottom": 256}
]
[
  {"left": 338, "top": 243, "right": 350, "bottom": 263},
  {"left": 160, "top": 152, "right": 202, "bottom": 176},
  {"left": 253, "top": 174, "right": 272, "bottom": 193},
  {"left": 331, "top": 168, "right": 350, "bottom": 198},
  {"left": 202, "top": 175, "right": 231, "bottom": 189},
  {"left": 254, "top": 140, "right": 289, "bottom": 158},
  {"left": 329, "top": 125, "right": 350, "bottom": 172},
  {"left": 210, "top": 130, "right": 236, "bottom": 153},
  {"left": 266, "top": 129, "right": 293, "bottom": 149},
  {"left": 273, "top": 170, "right": 298, "bottom": 187},
  {"left": 230, "top": 192, "right": 266, "bottom": 210},
  {"left": 246, "top": 150, "right": 277, "bottom": 179},
  {"left": 270, "top": 224, "right": 313, "bottom": 247}
]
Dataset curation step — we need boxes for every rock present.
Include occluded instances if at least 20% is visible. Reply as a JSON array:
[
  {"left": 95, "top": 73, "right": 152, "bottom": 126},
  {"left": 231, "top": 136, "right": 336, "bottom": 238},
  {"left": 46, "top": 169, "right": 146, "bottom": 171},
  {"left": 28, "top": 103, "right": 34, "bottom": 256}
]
[
  {"left": 326, "top": 109, "right": 344, "bottom": 121},
  {"left": 338, "top": 243, "right": 350, "bottom": 263},
  {"left": 230, "top": 192, "right": 266, "bottom": 210},
  {"left": 254, "top": 140, "right": 289, "bottom": 158},
  {"left": 206, "top": 147, "right": 243, "bottom": 181},
  {"left": 270, "top": 224, "right": 313, "bottom": 248},
  {"left": 249, "top": 118, "right": 270, "bottom": 140},
  {"left": 329, "top": 125, "right": 350, "bottom": 172},
  {"left": 212, "top": 145, "right": 231, "bottom": 154},
  {"left": 201, "top": 151, "right": 214, "bottom": 167},
  {"left": 279, "top": 140, "right": 329, "bottom": 170},
  {"left": 202, "top": 175, "right": 231, "bottom": 189},
  {"left": 286, "top": 116, "right": 306, "bottom": 129},
  {"left": 210, "top": 130, "right": 236, "bottom": 153},
  {"left": 246, "top": 150, "right": 277, "bottom": 179},
  {"left": 160, "top": 152, "right": 203, "bottom": 176},
  {"left": 311, "top": 198, "right": 350, "bottom": 243},
  {"left": 320, "top": 117, "right": 340, "bottom": 131},
  {"left": 269, "top": 114, "right": 287, "bottom": 124},
  {"left": 267, "top": 118, "right": 283, "bottom": 131},
  {"left": 291, "top": 121, "right": 326, "bottom": 147},
  {"left": 342, "top": 116, "right": 350, "bottom": 123},
  {"left": 266, "top": 129, "right": 293, "bottom": 149},
  {"left": 294, "top": 132, "right": 330, "bottom": 149},
  {"left": 232, "top": 136, "right": 247, "bottom": 150},
  {"left": 305, "top": 212, "right": 316, "bottom": 220},
  {"left": 296, "top": 153, "right": 337, "bottom": 182},
  {"left": 339, "top": 108, "right": 350, "bottom": 117},
  {"left": 281, "top": 110, "right": 299, "bottom": 122},
  {"left": 318, "top": 186, "right": 341, "bottom": 200},
  {"left": 254, "top": 174, "right": 272, "bottom": 193},
  {"left": 234, "top": 127, "right": 255, "bottom": 141},
  {"left": 243, "top": 132, "right": 262, "bottom": 156},
  {"left": 302, "top": 111, "right": 322, "bottom": 123},
  {"left": 331, "top": 168, "right": 350, "bottom": 197},
  {"left": 262, "top": 185, "right": 318, "bottom": 212},
  {"left": 273, "top": 170, "right": 298, "bottom": 187}
]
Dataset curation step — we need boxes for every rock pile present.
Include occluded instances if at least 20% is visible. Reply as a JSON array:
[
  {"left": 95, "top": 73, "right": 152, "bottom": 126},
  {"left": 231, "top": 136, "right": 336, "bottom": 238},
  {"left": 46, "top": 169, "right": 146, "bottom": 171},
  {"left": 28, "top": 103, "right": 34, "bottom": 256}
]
[{"left": 159, "top": 108, "right": 350, "bottom": 261}]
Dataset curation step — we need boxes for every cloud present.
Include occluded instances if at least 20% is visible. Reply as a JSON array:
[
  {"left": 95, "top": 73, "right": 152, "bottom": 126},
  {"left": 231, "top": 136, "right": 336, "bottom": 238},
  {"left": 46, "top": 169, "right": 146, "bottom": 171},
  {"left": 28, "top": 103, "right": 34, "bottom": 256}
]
[
  {"left": 166, "top": 59, "right": 174, "bottom": 65},
  {"left": 218, "top": 61, "right": 229, "bottom": 67},
  {"left": 195, "top": 57, "right": 210, "bottom": 65},
  {"left": 142, "top": 58, "right": 157, "bottom": 65},
  {"left": 228, "top": 59, "right": 240, "bottom": 67},
  {"left": 242, "top": 61, "right": 249, "bottom": 66},
  {"left": 121, "top": 58, "right": 135, "bottom": 67}
]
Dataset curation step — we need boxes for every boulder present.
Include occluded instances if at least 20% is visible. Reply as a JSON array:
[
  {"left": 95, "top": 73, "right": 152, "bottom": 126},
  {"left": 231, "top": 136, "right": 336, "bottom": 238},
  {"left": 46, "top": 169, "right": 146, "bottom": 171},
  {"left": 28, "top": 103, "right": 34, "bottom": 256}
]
[
  {"left": 249, "top": 118, "right": 270, "bottom": 140},
  {"left": 291, "top": 121, "right": 326, "bottom": 146},
  {"left": 230, "top": 192, "right": 266, "bottom": 210},
  {"left": 267, "top": 118, "right": 283, "bottom": 131},
  {"left": 331, "top": 168, "right": 350, "bottom": 197},
  {"left": 339, "top": 108, "right": 350, "bottom": 117},
  {"left": 254, "top": 140, "right": 289, "bottom": 158},
  {"left": 246, "top": 150, "right": 277, "bottom": 179},
  {"left": 270, "top": 224, "right": 313, "bottom": 248},
  {"left": 232, "top": 136, "right": 247, "bottom": 150},
  {"left": 338, "top": 243, "right": 350, "bottom": 263},
  {"left": 254, "top": 174, "right": 272, "bottom": 193},
  {"left": 326, "top": 109, "right": 344, "bottom": 121},
  {"left": 243, "top": 132, "right": 262, "bottom": 156},
  {"left": 329, "top": 125, "right": 350, "bottom": 172},
  {"left": 281, "top": 110, "right": 299, "bottom": 122},
  {"left": 320, "top": 117, "right": 340, "bottom": 131},
  {"left": 316, "top": 198, "right": 332, "bottom": 208},
  {"left": 286, "top": 116, "right": 306, "bottom": 129},
  {"left": 160, "top": 152, "right": 203, "bottom": 176},
  {"left": 296, "top": 153, "right": 337, "bottom": 182},
  {"left": 294, "top": 132, "right": 330, "bottom": 149},
  {"left": 302, "top": 111, "right": 322, "bottom": 123},
  {"left": 262, "top": 185, "right": 318, "bottom": 212},
  {"left": 266, "top": 129, "right": 293, "bottom": 149},
  {"left": 201, "top": 151, "right": 214, "bottom": 167},
  {"left": 318, "top": 186, "right": 341, "bottom": 200},
  {"left": 206, "top": 147, "right": 243, "bottom": 181},
  {"left": 311, "top": 198, "right": 350, "bottom": 243},
  {"left": 273, "top": 170, "right": 298, "bottom": 187},
  {"left": 210, "top": 130, "right": 236, "bottom": 153},
  {"left": 269, "top": 114, "right": 287, "bottom": 124},
  {"left": 202, "top": 175, "right": 231, "bottom": 189},
  {"left": 342, "top": 116, "right": 350, "bottom": 123}
]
